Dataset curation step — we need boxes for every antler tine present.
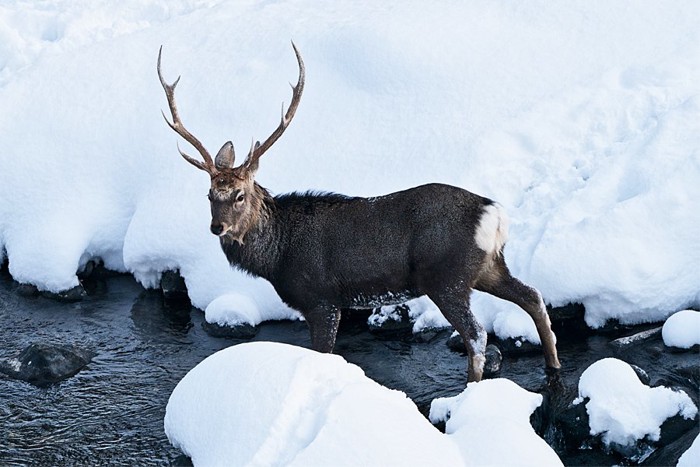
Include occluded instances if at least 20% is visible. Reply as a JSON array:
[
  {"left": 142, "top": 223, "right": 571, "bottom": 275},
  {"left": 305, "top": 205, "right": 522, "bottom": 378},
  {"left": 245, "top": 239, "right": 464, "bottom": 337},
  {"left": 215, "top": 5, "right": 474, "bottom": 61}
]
[
  {"left": 244, "top": 42, "right": 306, "bottom": 170},
  {"left": 157, "top": 46, "right": 216, "bottom": 174}
]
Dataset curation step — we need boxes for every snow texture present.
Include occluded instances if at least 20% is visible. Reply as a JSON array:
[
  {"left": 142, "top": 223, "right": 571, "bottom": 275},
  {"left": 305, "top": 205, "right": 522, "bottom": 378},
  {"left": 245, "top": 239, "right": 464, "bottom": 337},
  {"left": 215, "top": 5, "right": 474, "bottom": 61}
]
[
  {"left": 165, "top": 342, "right": 562, "bottom": 466},
  {"left": 678, "top": 433, "right": 700, "bottom": 467},
  {"left": 164, "top": 342, "right": 462, "bottom": 466},
  {"left": 1, "top": 1, "right": 700, "bottom": 338},
  {"left": 575, "top": 358, "right": 698, "bottom": 447},
  {"left": 430, "top": 378, "right": 563, "bottom": 466},
  {"left": 662, "top": 310, "right": 700, "bottom": 349}
]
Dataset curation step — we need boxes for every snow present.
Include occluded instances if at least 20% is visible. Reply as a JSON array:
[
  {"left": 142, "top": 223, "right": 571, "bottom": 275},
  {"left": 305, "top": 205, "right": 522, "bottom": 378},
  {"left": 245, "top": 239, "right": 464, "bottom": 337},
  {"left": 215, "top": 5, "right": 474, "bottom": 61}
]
[
  {"left": 166, "top": 342, "right": 562, "bottom": 466},
  {"left": 662, "top": 310, "right": 700, "bottom": 349},
  {"left": 1, "top": 2, "right": 700, "bottom": 338},
  {"left": 430, "top": 378, "right": 563, "bottom": 466},
  {"left": 575, "top": 358, "right": 698, "bottom": 448},
  {"left": 678, "top": 433, "right": 700, "bottom": 467},
  {"left": 164, "top": 342, "right": 463, "bottom": 466}
]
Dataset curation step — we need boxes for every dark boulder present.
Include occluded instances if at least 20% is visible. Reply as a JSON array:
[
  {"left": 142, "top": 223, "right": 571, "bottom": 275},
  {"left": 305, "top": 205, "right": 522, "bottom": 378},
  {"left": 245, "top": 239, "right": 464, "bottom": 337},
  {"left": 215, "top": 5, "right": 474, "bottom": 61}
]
[
  {"left": 367, "top": 304, "right": 413, "bottom": 336},
  {"left": 483, "top": 344, "right": 503, "bottom": 376},
  {"left": 160, "top": 270, "right": 190, "bottom": 303},
  {"left": 0, "top": 342, "right": 94, "bottom": 387}
]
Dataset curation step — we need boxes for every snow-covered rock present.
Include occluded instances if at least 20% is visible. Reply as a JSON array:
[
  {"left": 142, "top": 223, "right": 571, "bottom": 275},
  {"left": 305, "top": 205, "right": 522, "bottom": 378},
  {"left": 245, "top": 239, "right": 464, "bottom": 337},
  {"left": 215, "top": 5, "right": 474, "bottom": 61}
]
[
  {"left": 662, "top": 310, "right": 700, "bottom": 350},
  {"left": 430, "top": 378, "right": 563, "bottom": 466},
  {"left": 575, "top": 358, "right": 697, "bottom": 449},
  {"left": 165, "top": 342, "right": 461, "bottom": 466}
]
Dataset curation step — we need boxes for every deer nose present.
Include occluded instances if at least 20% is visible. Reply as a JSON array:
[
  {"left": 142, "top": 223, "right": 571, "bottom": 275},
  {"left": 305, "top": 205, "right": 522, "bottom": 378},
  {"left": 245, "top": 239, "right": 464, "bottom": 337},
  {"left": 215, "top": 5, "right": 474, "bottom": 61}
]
[{"left": 210, "top": 223, "right": 224, "bottom": 236}]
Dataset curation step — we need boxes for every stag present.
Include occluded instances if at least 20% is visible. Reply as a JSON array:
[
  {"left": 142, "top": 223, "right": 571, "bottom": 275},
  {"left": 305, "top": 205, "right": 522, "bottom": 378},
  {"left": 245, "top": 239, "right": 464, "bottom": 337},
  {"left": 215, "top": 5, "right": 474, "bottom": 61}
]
[{"left": 157, "top": 44, "right": 560, "bottom": 382}]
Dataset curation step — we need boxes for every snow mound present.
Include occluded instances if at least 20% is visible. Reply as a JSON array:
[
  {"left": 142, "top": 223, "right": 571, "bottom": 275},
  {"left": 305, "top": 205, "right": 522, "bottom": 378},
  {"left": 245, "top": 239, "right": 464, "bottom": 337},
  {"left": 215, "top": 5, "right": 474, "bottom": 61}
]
[
  {"left": 662, "top": 310, "right": 700, "bottom": 349},
  {"left": 575, "top": 358, "right": 697, "bottom": 447},
  {"left": 429, "top": 379, "right": 562, "bottom": 466},
  {"left": 164, "top": 342, "right": 461, "bottom": 466}
]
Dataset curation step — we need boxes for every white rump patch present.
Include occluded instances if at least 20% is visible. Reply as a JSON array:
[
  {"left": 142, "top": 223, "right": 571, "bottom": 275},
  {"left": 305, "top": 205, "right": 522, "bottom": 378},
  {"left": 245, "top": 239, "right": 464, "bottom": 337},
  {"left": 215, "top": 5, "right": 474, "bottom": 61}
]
[{"left": 474, "top": 203, "right": 509, "bottom": 255}]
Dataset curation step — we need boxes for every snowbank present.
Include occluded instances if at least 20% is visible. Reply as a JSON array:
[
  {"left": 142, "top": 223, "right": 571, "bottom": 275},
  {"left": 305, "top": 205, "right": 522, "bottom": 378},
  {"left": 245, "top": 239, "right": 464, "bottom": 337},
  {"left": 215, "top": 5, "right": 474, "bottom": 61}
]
[
  {"left": 430, "top": 379, "right": 563, "bottom": 466},
  {"left": 164, "top": 342, "right": 462, "bottom": 466},
  {"left": 1, "top": 1, "right": 700, "bottom": 337},
  {"left": 575, "top": 358, "right": 697, "bottom": 448},
  {"left": 165, "top": 342, "right": 562, "bottom": 466},
  {"left": 662, "top": 310, "right": 700, "bottom": 349}
]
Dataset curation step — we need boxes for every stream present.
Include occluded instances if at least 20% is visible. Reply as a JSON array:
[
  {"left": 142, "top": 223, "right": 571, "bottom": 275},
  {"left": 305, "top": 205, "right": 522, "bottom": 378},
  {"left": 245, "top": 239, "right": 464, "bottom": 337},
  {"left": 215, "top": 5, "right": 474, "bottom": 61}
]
[{"left": 0, "top": 269, "right": 697, "bottom": 465}]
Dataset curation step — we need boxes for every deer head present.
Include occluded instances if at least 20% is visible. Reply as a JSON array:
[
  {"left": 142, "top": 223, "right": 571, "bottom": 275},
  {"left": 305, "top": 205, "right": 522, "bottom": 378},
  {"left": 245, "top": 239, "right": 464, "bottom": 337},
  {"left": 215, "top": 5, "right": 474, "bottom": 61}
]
[{"left": 157, "top": 43, "right": 305, "bottom": 243}]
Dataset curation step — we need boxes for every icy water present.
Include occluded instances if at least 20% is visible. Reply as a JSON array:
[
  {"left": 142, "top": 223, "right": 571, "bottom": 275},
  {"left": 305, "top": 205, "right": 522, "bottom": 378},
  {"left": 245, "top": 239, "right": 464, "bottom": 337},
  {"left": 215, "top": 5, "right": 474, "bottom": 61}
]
[{"left": 0, "top": 270, "right": 697, "bottom": 465}]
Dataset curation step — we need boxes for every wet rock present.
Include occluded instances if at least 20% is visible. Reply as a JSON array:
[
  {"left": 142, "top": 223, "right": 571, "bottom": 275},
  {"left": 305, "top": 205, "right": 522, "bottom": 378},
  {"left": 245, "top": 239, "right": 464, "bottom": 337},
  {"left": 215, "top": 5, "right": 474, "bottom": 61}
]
[
  {"left": 367, "top": 304, "right": 412, "bottom": 335},
  {"left": 446, "top": 331, "right": 464, "bottom": 352},
  {"left": 630, "top": 364, "right": 651, "bottom": 386},
  {"left": 15, "top": 283, "right": 40, "bottom": 297},
  {"left": 161, "top": 270, "right": 189, "bottom": 303},
  {"left": 643, "top": 426, "right": 699, "bottom": 466},
  {"left": 658, "top": 406, "right": 699, "bottom": 449},
  {"left": 202, "top": 320, "right": 257, "bottom": 339},
  {"left": 0, "top": 342, "right": 94, "bottom": 387},
  {"left": 484, "top": 344, "right": 502, "bottom": 376},
  {"left": 494, "top": 336, "right": 540, "bottom": 356},
  {"left": 42, "top": 285, "right": 87, "bottom": 302},
  {"left": 554, "top": 399, "right": 591, "bottom": 453},
  {"left": 611, "top": 326, "right": 662, "bottom": 350}
]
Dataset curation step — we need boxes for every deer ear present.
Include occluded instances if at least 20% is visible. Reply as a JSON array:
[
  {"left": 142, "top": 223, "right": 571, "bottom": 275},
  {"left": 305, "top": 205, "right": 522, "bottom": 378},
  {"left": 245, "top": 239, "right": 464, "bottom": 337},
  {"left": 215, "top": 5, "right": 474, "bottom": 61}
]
[
  {"left": 215, "top": 141, "right": 235, "bottom": 169},
  {"left": 243, "top": 140, "right": 262, "bottom": 173}
]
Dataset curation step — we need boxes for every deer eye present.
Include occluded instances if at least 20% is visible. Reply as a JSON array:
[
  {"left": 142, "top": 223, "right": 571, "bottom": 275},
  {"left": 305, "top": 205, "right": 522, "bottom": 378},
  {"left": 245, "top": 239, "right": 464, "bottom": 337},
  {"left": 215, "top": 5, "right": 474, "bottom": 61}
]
[{"left": 235, "top": 192, "right": 245, "bottom": 203}]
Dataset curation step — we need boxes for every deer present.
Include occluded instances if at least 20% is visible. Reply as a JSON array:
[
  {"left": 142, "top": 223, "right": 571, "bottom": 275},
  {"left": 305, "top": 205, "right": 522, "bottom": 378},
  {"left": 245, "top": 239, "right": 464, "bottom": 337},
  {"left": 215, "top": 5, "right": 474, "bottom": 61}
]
[{"left": 157, "top": 43, "right": 561, "bottom": 382}]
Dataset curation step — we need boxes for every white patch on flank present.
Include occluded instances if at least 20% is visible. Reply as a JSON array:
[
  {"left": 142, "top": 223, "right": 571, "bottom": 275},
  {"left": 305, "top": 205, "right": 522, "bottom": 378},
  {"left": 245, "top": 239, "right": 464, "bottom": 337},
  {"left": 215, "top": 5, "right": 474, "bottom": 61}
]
[{"left": 474, "top": 203, "right": 509, "bottom": 256}]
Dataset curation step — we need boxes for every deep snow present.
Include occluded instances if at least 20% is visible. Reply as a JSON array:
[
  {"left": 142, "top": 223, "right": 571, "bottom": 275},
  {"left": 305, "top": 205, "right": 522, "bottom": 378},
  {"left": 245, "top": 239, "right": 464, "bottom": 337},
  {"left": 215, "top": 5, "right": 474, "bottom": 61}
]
[
  {"left": 165, "top": 341, "right": 563, "bottom": 466},
  {"left": 1, "top": 1, "right": 699, "bottom": 341},
  {"left": 2, "top": 2, "right": 700, "bottom": 463}
]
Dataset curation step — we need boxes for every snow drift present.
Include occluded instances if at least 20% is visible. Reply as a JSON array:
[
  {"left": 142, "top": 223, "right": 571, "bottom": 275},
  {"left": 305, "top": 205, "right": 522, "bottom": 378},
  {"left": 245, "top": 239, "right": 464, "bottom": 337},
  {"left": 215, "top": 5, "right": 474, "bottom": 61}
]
[
  {"left": 165, "top": 342, "right": 561, "bottom": 465},
  {"left": 1, "top": 1, "right": 699, "bottom": 338}
]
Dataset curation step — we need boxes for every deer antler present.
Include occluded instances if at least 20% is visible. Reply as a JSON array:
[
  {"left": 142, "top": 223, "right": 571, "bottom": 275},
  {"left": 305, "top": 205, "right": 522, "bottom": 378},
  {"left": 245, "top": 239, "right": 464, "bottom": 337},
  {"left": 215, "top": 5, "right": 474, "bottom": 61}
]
[
  {"left": 243, "top": 42, "right": 305, "bottom": 172},
  {"left": 157, "top": 46, "right": 217, "bottom": 175}
]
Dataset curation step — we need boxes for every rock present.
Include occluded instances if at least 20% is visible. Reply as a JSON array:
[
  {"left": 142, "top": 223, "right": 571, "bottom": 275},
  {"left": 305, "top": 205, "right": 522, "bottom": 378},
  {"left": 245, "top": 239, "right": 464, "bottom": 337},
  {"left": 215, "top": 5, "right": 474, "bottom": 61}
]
[
  {"left": 494, "top": 336, "right": 540, "bottom": 356},
  {"left": 202, "top": 320, "right": 257, "bottom": 339},
  {"left": 42, "top": 285, "right": 87, "bottom": 302},
  {"left": 0, "top": 342, "right": 94, "bottom": 387},
  {"left": 643, "top": 426, "right": 700, "bottom": 466},
  {"left": 15, "top": 283, "right": 40, "bottom": 297},
  {"left": 161, "top": 270, "right": 189, "bottom": 302},
  {"left": 658, "top": 406, "right": 699, "bottom": 449},
  {"left": 630, "top": 364, "right": 651, "bottom": 386},
  {"left": 611, "top": 327, "right": 662, "bottom": 350},
  {"left": 554, "top": 399, "right": 591, "bottom": 453},
  {"left": 446, "top": 331, "right": 465, "bottom": 352},
  {"left": 367, "top": 304, "right": 413, "bottom": 335},
  {"left": 483, "top": 344, "right": 502, "bottom": 376}
]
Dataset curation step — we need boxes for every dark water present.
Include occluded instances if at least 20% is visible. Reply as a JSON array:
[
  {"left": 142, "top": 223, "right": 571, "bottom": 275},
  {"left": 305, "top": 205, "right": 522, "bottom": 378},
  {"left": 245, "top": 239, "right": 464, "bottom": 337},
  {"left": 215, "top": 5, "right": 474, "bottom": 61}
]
[{"left": 0, "top": 270, "right": 697, "bottom": 465}]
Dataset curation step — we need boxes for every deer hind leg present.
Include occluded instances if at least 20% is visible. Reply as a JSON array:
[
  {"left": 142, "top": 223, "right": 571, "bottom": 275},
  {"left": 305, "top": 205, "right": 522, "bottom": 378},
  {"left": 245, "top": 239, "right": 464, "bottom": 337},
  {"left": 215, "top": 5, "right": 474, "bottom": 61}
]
[
  {"left": 429, "top": 289, "right": 487, "bottom": 383},
  {"left": 476, "top": 256, "right": 561, "bottom": 370},
  {"left": 305, "top": 305, "right": 341, "bottom": 353}
]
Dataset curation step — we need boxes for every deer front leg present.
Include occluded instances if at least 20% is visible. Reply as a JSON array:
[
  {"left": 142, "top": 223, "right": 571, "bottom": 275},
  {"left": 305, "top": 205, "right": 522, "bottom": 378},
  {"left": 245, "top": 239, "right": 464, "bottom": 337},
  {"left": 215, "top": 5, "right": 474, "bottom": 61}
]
[{"left": 304, "top": 305, "right": 341, "bottom": 353}]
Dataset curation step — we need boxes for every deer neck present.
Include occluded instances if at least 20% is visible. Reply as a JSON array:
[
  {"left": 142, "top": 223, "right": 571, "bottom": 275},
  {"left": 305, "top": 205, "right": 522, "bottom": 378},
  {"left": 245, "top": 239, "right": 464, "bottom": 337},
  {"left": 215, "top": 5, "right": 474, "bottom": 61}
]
[{"left": 220, "top": 184, "right": 281, "bottom": 281}]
